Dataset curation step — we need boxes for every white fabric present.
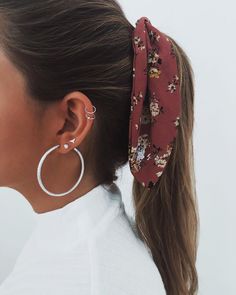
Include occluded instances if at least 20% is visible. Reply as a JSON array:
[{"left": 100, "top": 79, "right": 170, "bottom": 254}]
[{"left": 0, "top": 183, "right": 165, "bottom": 295}]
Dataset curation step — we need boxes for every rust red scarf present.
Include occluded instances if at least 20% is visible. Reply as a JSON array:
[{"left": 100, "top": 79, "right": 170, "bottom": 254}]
[{"left": 128, "top": 17, "right": 182, "bottom": 189}]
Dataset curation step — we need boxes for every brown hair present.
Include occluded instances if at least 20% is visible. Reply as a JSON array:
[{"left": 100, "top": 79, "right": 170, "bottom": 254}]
[{"left": 0, "top": 1, "right": 199, "bottom": 294}]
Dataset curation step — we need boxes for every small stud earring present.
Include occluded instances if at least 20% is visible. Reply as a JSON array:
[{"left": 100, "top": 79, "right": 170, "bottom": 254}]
[
  {"left": 63, "top": 138, "right": 76, "bottom": 150},
  {"left": 69, "top": 138, "right": 76, "bottom": 144}
]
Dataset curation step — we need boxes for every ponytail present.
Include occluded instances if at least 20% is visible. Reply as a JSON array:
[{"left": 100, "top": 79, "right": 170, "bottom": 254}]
[
  {"left": 131, "top": 36, "right": 199, "bottom": 295},
  {"left": 0, "top": 1, "right": 199, "bottom": 293}
]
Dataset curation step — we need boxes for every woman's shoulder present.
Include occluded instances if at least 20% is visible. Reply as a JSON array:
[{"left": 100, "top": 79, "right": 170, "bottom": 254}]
[{"left": 87, "top": 200, "right": 166, "bottom": 295}]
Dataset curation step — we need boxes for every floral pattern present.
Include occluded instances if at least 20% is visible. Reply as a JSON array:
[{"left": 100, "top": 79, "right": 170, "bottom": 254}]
[
  {"left": 148, "top": 48, "right": 162, "bottom": 78},
  {"left": 134, "top": 36, "right": 145, "bottom": 50},
  {"left": 131, "top": 91, "right": 143, "bottom": 112},
  {"left": 167, "top": 75, "right": 180, "bottom": 93},
  {"left": 153, "top": 144, "right": 173, "bottom": 168},
  {"left": 129, "top": 134, "right": 151, "bottom": 173},
  {"left": 149, "top": 96, "right": 163, "bottom": 118},
  {"left": 128, "top": 17, "right": 181, "bottom": 189}
]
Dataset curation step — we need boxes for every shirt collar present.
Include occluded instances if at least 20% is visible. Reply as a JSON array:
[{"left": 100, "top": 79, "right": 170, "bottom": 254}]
[{"left": 31, "top": 182, "right": 123, "bottom": 248}]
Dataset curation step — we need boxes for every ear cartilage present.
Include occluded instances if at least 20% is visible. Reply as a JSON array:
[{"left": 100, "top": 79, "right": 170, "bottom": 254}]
[
  {"left": 69, "top": 138, "right": 76, "bottom": 144},
  {"left": 85, "top": 106, "right": 96, "bottom": 114}
]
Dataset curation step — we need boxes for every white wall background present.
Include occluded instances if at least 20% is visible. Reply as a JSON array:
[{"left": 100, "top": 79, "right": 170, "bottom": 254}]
[{"left": 0, "top": 0, "right": 235, "bottom": 294}]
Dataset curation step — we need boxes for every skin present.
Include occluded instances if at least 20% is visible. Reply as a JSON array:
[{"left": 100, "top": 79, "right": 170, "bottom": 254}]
[{"left": 0, "top": 50, "right": 99, "bottom": 214}]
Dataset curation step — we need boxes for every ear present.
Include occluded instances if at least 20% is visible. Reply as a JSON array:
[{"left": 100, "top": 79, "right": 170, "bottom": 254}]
[{"left": 56, "top": 91, "right": 95, "bottom": 154}]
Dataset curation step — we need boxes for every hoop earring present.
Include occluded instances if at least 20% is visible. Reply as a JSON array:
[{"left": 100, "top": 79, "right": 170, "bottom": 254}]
[
  {"left": 85, "top": 105, "right": 96, "bottom": 120},
  {"left": 37, "top": 105, "right": 96, "bottom": 197},
  {"left": 37, "top": 142, "right": 84, "bottom": 197}
]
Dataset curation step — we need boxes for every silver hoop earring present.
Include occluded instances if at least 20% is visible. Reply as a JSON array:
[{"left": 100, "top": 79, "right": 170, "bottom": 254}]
[
  {"left": 85, "top": 105, "right": 96, "bottom": 120},
  {"left": 37, "top": 143, "right": 84, "bottom": 197}
]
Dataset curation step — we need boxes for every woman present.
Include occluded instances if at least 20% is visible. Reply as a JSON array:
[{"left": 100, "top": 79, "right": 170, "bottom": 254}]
[{"left": 0, "top": 0, "right": 199, "bottom": 294}]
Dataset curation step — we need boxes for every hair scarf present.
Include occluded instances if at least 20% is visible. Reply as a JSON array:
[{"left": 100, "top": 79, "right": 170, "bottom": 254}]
[{"left": 128, "top": 17, "right": 182, "bottom": 190}]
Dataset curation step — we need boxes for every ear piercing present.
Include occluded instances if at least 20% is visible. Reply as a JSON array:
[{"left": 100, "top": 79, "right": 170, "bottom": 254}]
[
  {"left": 64, "top": 138, "right": 77, "bottom": 150},
  {"left": 85, "top": 105, "right": 96, "bottom": 120},
  {"left": 36, "top": 105, "right": 96, "bottom": 197},
  {"left": 63, "top": 105, "right": 96, "bottom": 150}
]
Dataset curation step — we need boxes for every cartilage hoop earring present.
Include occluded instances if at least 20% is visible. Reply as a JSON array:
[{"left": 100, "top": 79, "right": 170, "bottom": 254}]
[
  {"left": 85, "top": 105, "right": 96, "bottom": 120},
  {"left": 37, "top": 144, "right": 85, "bottom": 197}
]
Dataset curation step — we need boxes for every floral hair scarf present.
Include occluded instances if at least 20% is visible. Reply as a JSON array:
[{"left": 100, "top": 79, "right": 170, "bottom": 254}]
[{"left": 128, "top": 17, "right": 182, "bottom": 190}]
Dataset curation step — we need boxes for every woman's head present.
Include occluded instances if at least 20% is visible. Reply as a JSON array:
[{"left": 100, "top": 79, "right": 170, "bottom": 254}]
[
  {"left": 0, "top": 1, "right": 199, "bottom": 294},
  {"left": 0, "top": 0, "right": 133, "bottom": 197},
  {"left": 0, "top": 48, "right": 95, "bottom": 190}
]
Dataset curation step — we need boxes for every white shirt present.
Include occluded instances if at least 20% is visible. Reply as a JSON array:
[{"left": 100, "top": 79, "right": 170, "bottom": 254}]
[{"left": 0, "top": 183, "right": 165, "bottom": 295}]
